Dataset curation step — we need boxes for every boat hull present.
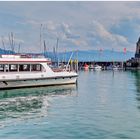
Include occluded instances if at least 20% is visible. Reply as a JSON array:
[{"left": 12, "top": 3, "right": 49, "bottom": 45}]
[
  {"left": 94, "top": 68, "right": 102, "bottom": 71},
  {"left": 0, "top": 76, "right": 77, "bottom": 89}
]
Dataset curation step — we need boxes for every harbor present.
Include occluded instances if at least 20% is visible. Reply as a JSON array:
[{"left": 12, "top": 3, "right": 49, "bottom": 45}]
[
  {"left": 0, "top": 24, "right": 140, "bottom": 139},
  {"left": 54, "top": 37, "right": 140, "bottom": 72},
  {"left": 68, "top": 60, "right": 125, "bottom": 71},
  {"left": 1, "top": 1, "right": 140, "bottom": 139},
  {"left": 0, "top": 45, "right": 139, "bottom": 138}
]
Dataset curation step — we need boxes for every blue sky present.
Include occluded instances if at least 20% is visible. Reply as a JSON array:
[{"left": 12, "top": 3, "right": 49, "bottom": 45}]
[{"left": 0, "top": 1, "right": 140, "bottom": 53}]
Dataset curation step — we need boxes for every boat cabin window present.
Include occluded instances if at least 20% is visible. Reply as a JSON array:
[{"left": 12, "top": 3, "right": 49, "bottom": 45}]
[
  {"left": 0, "top": 64, "right": 4, "bottom": 72},
  {"left": 0, "top": 64, "right": 10, "bottom": 72},
  {"left": 9, "top": 64, "right": 18, "bottom": 72},
  {"left": 31, "top": 64, "right": 42, "bottom": 71},
  {"left": 19, "top": 64, "right": 30, "bottom": 71},
  {"left": 0, "top": 64, "right": 43, "bottom": 72},
  {"left": 5, "top": 64, "right": 9, "bottom": 72}
]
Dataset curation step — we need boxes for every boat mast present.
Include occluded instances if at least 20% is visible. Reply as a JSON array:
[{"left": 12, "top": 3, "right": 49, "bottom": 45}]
[
  {"left": 1, "top": 36, "right": 6, "bottom": 54},
  {"left": 18, "top": 43, "right": 21, "bottom": 54},
  {"left": 53, "top": 46, "right": 56, "bottom": 64},
  {"left": 9, "top": 32, "right": 15, "bottom": 54},
  {"left": 76, "top": 50, "right": 78, "bottom": 72},
  {"left": 43, "top": 40, "right": 46, "bottom": 57},
  {"left": 56, "top": 38, "right": 59, "bottom": 67},
  {"left": 40, "top": 24, "right": 43, "bottom": 54},
  {"left": 66, "top": 51, "right": 74, "bottom": 71}
]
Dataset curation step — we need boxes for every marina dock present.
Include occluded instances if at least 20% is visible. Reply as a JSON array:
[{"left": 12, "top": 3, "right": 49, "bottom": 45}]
[{"left": 56, "top": 60, "right": 126, "bottom": 71}]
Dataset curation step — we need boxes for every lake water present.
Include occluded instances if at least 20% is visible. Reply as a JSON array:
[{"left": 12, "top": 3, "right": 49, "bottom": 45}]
[{"left": 0, "top": 70, "right": 140, "bottom": 138}]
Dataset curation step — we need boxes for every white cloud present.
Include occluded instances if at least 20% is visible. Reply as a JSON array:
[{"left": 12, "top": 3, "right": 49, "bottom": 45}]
[
  {"left": 90, "top": 20, "right": 129, "bottom": 48},
  {"left": 46, "top": 21, "right": 57, "bottom": 31},
  {"left": 0, "top": 1, "right": 139, "bottom": 52}
]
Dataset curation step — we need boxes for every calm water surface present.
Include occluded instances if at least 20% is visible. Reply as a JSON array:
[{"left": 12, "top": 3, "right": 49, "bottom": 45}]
[{"left": 0, "top": 70, "right": 140, "bottom": 138}]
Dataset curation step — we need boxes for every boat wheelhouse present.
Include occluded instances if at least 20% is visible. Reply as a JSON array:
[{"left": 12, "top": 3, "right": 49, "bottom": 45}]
[{"left": 0, "top": 54, "right": 78, "bottom": 89}]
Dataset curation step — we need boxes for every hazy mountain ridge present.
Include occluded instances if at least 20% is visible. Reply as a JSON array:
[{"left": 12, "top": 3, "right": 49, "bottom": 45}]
[
  {"left": 0, "top": 48, "right": 134, "bottom": 62},
  {"left": 0, "top": 48, "right": 14, "bottom": 55},
  {"left": 46, "top": 50, "right": 134, "bottom": 62}
]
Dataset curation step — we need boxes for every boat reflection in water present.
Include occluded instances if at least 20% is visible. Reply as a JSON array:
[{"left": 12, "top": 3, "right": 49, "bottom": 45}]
[{"left": 0, "top": 84, "right": 77, "bottom": 127}]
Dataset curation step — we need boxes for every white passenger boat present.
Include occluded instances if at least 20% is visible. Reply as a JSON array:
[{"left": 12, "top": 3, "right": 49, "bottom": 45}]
[
  {"left": 0, "top": 54, "right": 78, "bottom": 89},
  {"left": 94, "top": 65, "right": 102, "bottom": 71}
]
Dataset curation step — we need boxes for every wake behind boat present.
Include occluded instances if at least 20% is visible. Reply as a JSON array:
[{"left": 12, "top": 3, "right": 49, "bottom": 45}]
[{"left": 0, "top": 54, "right": 78, "bottom": 89}]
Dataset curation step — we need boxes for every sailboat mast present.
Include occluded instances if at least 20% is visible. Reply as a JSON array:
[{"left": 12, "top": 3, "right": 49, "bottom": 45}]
[
  {"left": 56, "top": 38, "right": 59, "bottom": 67},
  {"left": 1, "top": 36, "right": 6, "bottom": 54},
  {"left": 43, "top": 40, "right": 46, "bottom": 57},
  {"left": 18, "top": 43, "right": 21, "bottom": 54},
  {"left": 40, "top": 24, "right": 42, "bottom": 53}
]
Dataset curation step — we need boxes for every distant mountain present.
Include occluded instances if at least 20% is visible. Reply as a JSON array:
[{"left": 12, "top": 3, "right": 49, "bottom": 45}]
[
  {"left": 0, "top": 48, "right": 134, "bottom": 62},
  {"left": 45, "top": 50, "right": 135, "bottom": 62},
  {"left": 0, "top": 48, "right": 14, "bottom": 55}
]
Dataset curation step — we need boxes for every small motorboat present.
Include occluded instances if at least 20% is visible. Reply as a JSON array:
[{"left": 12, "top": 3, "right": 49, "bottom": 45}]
[
  {"left": 89, "top": 64, "right": 94, "bottom": 69},
  {"left": 83, "top": 63, "right": 89, "bottom": 71},
  {"left": 94, "top": 65, "right": 102, "bottom": 71},
  {"left": 112, "top": 65, "right": 119, "bottom": 71}
]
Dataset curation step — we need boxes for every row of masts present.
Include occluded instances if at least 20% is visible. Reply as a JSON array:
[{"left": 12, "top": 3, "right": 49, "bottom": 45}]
[
  {"left": 39, "top": 24, "right": 64, "bottom": 67},
  {"left": 0, "top": 29, "right": 64, "bottom": 63},
  {"left": 1, "top": 32, "right": 21, "bottom": 54},
  {"left": 0, "top": 24, "right": 78, "bottom": 71},
  {"left": 39, "top": 24, "right": 78, "bottom": 71}
]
